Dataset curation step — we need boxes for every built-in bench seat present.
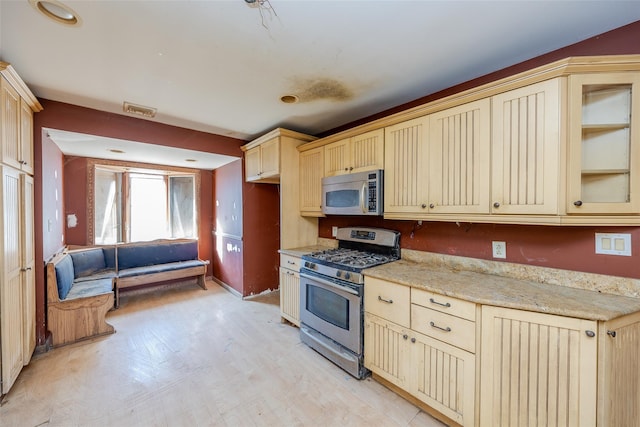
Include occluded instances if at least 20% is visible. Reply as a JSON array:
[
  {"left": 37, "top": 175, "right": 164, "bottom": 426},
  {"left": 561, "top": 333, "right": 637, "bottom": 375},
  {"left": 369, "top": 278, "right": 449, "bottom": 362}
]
[
  {"left": 46, "top": 239, "right": 208, "bottom": 346},
  {"left": 46, "top": 248, "right": 116, "bottom": 347},
  {"left": 115, "top": 240, "right": 208, "bottom": 303}
]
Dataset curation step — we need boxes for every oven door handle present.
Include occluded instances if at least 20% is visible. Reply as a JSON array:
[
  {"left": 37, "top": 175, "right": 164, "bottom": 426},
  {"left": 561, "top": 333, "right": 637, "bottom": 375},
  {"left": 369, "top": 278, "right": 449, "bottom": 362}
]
[{"left": 301, "top": 273, "right": 359, "bottom": 296}]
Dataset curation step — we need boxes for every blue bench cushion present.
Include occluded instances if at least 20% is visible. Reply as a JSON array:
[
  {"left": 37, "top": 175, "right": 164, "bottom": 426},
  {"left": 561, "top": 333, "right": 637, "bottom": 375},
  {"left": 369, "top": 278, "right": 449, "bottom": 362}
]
[
  {"left": 70, "top": 248, "right": 108, "bottom": 278},
  {"left": 118, "top": 260, "right": 206, "bottom": 278},
  {"left": 117, "top": 241, "right": 198, "bottom": 270},
  {"left": 55, "top": 255, "right": 75, "bottom": 300},
  {"left": 66, "top": 278, "right": 113, "bottom": 300}
]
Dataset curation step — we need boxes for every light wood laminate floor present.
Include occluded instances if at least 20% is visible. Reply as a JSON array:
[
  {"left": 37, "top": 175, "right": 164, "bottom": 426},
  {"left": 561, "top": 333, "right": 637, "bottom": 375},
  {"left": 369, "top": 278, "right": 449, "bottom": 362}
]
[{"left": 1, "top": 280, "right": 445, "bottom": 426}]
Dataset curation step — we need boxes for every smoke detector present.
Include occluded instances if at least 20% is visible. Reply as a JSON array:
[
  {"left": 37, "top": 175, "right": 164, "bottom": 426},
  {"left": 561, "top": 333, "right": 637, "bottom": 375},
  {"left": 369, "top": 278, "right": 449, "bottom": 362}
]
[{"left": 123, "top": 102, "right": 157, "bottom": 118}]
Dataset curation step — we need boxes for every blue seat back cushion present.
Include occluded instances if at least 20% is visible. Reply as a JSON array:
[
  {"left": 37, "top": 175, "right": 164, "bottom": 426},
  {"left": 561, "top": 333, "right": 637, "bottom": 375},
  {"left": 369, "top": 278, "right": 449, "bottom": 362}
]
[
  {"left": 70, "top": 249, "right": 107, "bottom": 278},
  {"left": 55, "top": 255, "right": 75, "bottom": 300},
  {"left": 117, "top": 241, "right": 198, "bottom": 270},
  {"left": 102, "top": 247, "right": 117, "bottom": 269}
]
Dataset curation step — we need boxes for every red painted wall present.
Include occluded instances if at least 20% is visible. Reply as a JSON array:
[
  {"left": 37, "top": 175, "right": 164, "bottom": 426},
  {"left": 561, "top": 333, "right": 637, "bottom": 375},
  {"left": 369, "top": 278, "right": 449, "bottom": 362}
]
[
  {"left": 319, "top": 20, "right": 640, "bottom": 281},
  {"left": 33, "top": 101, "right": 244, "bottom": 346},
  {"left": 212, "top": 159, "right": 280, "bottom": 296}
]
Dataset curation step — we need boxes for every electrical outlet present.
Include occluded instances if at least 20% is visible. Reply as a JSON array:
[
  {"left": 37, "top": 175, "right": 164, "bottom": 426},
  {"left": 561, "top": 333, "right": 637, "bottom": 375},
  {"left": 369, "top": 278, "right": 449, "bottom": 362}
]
[
  {"left": 332, "top": 226, "right": 338, "bottom": 237},
  {"left": 595, "top": 233, "right": 632, "bottom": 256},
  {"left": 492, "top": 241, "right": 506, "bottom": 259}
]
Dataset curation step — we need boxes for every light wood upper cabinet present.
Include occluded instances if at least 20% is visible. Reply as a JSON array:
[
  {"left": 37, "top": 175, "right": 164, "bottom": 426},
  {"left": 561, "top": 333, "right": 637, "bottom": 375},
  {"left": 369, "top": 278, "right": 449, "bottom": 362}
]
[
  {"left": 567, "top": 73, "right": 640, "bottom": 214},
  {"left": 324, "top": 129, "right": 384, "bottom": 176},
  {"left": 384, "top": 116, "right": 429, "bottom": 215},
  {"left": 244, "top": 136, "right": 280, "bottom": 183},
  {"left": 19, "top": 99, "right": 34, "bottom": 175},
  {"left": 1, "top": 77, "right": 21, "bottom": 171},
  {"left": 429, "top": 98, "right": 491, "bottom": 214},
  {"left": 480, "top": 306, "right": 597, "bottom": 427},
  {"left": 491, "top": 78, "right": 563, "bottom": 215},
  {"left": 299, "top": 146, "right": 324, "bottom": 216}
]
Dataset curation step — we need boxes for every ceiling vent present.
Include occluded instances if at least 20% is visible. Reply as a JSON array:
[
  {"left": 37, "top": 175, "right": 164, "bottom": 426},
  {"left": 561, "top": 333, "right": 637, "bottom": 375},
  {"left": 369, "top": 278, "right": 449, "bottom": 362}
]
[{"left": 123, "top": 101, "right": 157, "bottom": 118}]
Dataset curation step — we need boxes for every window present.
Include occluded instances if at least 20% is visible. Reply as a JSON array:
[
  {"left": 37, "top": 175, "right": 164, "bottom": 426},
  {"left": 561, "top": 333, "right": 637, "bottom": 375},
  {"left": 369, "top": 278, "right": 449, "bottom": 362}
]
[{"left": 92, "top": 164, "right": 197, "bottom": 244}]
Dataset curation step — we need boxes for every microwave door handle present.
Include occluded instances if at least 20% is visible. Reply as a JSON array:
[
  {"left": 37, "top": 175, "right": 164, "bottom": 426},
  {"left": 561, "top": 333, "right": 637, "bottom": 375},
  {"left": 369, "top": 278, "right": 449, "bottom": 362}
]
[{"left": 360, "top": 182, "right": 367, "bottom": 214}]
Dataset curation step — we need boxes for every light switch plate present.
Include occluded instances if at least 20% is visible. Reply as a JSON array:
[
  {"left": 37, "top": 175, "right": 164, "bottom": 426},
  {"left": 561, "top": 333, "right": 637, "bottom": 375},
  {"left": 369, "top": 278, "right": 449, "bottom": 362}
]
[
  {"left": 492, "top": 241, "right": 506, "bottom": 259},
  {"left": 332, "top": 226, "right": 338, "bottom": 237},
  {"left": 595, "top": 233, "right": 632, "bottom": 256}
]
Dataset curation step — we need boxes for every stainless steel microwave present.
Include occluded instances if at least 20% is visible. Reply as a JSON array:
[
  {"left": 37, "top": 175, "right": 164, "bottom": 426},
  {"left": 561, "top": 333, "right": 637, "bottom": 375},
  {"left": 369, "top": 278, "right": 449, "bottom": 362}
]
[{"left": 321, "top": 170, "right": 383, "bottom": 215}]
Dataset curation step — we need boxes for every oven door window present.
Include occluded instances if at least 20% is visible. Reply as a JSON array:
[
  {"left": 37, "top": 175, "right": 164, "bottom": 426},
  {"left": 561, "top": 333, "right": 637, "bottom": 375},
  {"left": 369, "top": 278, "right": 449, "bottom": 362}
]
[{"left": 306, "top": 284, "right": 349, "bottom": 330}]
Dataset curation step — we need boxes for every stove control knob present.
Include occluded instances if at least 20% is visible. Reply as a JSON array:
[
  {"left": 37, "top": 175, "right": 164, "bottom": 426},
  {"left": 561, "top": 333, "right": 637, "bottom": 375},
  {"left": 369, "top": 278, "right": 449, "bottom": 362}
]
[
  {"left": 344, "top": 272, "right": 351, "bottom": 280},
  {"left": 336, "top": 271, "right": 342, "bottom": 278}
]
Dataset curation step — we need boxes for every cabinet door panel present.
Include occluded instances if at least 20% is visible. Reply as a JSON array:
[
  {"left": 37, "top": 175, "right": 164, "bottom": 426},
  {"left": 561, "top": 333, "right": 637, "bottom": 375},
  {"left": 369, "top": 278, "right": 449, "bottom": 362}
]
[
  {"left": 299, "top": 147, "right": 324, "bottom": 216},
  {"left": 279, "top": 267, "right": 300, "bottom": 326},
  {"left": 19, "top": 99, "right": 34, "bottom": 175},
  {"left": 244, "top": 147, "right": 262, "bottom": 181},
  {"left": 491, "top": 79, "right": 562, "bottom": 215},
  {"left": 412, "top": 330, "right": 475, "bottom": 426},
  {"left": 429, "top": 99, "right": 490, "bottom": 213},
  {"left": 324, "top": 138, "right": 350, "bottom": 176},
  {"left": 259, "top": 137, "right": 280, "bottom": 178},
  {"left": 21, "top": 174, "right": 35, "bottom": 362},
  {"left": 1, "top": 167, "right": 24, "bottom": 394},
  {"left": 1, "top": 77, "right": 21, "bottom": 170},
  {"left": 351, "top": 129, "right": 384, "bottom": 173},
  {"left": 384, "top": 117, "right": 429, "bottom": 214},
  {"left": 364, "top": 313, "right": 409, "bottom": 388},
  {"left": 480, "top": 306, "right": 597, "bottom": 427},
  {"left": 567, "top": 73, "right": 640, "bottom": 214}
]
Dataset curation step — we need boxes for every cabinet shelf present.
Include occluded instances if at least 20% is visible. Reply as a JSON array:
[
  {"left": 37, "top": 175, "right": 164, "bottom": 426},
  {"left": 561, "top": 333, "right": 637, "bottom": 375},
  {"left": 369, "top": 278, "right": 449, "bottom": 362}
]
[
  {"left": 581, "top": 169, "right": 630, "bottom": 175},
  {"left": 582, "top": 123, "right": 629, "bottom": 132}
]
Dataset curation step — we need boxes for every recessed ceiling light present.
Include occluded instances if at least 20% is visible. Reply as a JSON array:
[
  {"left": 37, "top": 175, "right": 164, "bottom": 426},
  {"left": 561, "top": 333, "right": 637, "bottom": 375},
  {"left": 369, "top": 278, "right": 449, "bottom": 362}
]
[
  {"left": 29, "top": 0, "right": 80, "bottom": 26},
  {"left": 109, "top": 149, "right": 125, "bottom": 154},
  {"left": 185, "top": 159, "right": 197, "bottom": 162},
  {"left": 280, "top": 95, "right": 299, "bottom": 104}
]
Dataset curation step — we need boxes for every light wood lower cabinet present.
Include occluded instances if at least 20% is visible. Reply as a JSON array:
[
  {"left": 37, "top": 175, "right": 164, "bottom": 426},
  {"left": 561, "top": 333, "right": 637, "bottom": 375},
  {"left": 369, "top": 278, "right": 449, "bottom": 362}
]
[
  {"left": 364, "top": 277, "right": 476, "bottom": 426},
  {"left": 480, "top": 306, "right": 600, "bottom": 427},
  {"left": 279, "top": 254, "right": 301, "bottom": 326},
  {"left": 365, "top": 312, "right": 475, "bottom": 426}
]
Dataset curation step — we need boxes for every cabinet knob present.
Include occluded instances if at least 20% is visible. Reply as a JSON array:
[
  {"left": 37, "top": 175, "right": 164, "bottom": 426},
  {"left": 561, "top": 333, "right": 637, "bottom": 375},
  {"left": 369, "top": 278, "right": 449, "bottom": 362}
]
[
  {"left": 493, "top": 202, "right": 501, "bottom": 208},
  {"left": 573, "top": 200, "right": 583, "bottom": 207},
  {"left": 585, "top": 330, "right": 596, "bottom": 338},
  {"left": 607, "top": 330, "right": 617, "bottom": 338},
  {"left": 421, "top": 204, "right": 427, "bottom": 209},
  {"left": 410, "top": 337, "right": 416, "bottom": 343},
  {"left": 344, "top": 168, "right": 349, "bottom": 171},
  {"left": 349, "top": 166, "right": 354, "bottom": 171},
  {"left": 402, "top": 334, "right": 408, "bottom": 340},
  {"left": 429, "top": 203, "right": 435, "bottom": 209}
]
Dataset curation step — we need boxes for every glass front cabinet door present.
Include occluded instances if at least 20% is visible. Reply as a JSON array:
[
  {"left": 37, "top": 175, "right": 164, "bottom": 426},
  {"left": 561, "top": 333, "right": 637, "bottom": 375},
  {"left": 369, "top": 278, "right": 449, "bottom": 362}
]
[{"left": 568, "top": 73, "right": 640, "bottom": 214}]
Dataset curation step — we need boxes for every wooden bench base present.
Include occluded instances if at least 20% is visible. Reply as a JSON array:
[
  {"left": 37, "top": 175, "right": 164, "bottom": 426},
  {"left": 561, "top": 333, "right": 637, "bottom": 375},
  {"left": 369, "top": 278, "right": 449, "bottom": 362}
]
[
  {"left": 47, "top": 292, "right": 115, "bottom": 347},
  {"left": 115, "top": 265, "right": 207, "bottom": 307}
]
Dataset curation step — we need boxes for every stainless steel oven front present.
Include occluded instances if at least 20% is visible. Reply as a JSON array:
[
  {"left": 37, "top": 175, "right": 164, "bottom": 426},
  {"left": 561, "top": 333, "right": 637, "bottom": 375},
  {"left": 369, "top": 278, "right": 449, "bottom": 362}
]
[{"left": 299, "top": 270, "right": 366, "bottom": 378}]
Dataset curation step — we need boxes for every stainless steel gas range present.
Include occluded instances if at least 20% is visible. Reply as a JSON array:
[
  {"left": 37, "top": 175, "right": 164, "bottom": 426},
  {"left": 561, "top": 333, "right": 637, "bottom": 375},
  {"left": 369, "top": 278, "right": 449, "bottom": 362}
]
[{"left": 299, "top": 227, "right": 401, "bottom": 379}]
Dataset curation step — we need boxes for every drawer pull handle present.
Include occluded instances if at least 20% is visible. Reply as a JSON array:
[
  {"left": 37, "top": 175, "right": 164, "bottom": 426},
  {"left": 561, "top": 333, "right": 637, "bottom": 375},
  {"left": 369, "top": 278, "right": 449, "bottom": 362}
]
[
  {"left": 430, "top": 321, "right": 452, "bottom": 332},
  {"left": 429, "top": 298, "right": 451, "bottom": 308},
  {"left": 378, "top": 296, "right": 393, "bottom": 304},
  {"left": 287, "top": 260, "right": 296, "bottom": 264}
]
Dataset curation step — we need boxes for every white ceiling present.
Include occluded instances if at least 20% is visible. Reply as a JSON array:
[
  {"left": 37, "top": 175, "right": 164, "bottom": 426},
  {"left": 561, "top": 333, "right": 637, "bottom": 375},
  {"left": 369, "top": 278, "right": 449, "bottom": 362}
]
[{"left": 2, "top": 1, "right": 640, "bottom": 168}]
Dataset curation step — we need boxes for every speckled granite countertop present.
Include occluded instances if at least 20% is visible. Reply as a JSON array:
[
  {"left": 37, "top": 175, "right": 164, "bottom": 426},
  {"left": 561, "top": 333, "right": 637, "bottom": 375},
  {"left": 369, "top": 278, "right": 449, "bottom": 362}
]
[
  {"left": 364, "top": 259, "right": 640, "bottom": 321},
  {"left": 279, "top": 241, "right": 337, "bottom": 258}
]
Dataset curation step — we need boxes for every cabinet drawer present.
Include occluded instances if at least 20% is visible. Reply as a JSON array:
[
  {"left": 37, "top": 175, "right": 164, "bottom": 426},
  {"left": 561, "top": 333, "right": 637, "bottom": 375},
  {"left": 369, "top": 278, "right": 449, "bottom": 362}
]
[
  {"left": 411, "top": 304, "right": 475, "bottom": 353},
  {"left": 411, "top": 288, "right": 476, "bottom": 321},
  {"left": 364, "top": 277, "right": 410, "bottom": 328},
  {"left": 280, "top": 254, "right": 302, "bottom": 270}
]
